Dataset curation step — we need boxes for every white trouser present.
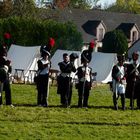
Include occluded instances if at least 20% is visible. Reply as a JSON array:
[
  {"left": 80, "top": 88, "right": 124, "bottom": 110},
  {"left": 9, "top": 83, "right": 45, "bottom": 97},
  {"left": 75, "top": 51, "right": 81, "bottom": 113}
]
[{"left": 112, "top": 79, "right": 125, "bottom": 95}]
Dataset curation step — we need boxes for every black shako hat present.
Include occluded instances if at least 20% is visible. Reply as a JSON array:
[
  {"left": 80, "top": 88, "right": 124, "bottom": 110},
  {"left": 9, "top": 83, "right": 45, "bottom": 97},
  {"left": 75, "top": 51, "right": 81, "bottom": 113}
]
[{"left": 81, "top": 40, "right": 95, "bottom": 63}]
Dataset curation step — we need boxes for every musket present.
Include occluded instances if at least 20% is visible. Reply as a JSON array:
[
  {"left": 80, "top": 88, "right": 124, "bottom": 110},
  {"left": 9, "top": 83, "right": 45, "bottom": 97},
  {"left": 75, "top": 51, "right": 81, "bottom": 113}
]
[
  {"left": 131, "top": 78, "right": 136, "bottom": 110},
  {"left": 82, "top": 65, "right": 87, "bottom": 104},
  {"left": 66, "top": 53, "right": 78, "bottom": 107}
]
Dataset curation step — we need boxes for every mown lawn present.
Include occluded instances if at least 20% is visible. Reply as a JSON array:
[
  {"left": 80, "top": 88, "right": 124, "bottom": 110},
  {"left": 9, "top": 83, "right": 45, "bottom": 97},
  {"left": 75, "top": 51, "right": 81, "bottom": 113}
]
[{"left": 0, "top": 84, "right": 140, "bottom": 140}]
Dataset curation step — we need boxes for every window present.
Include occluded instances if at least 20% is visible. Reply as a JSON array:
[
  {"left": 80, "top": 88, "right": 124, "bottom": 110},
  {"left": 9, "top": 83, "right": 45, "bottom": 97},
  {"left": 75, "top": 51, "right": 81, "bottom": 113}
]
[
  {"left": 132, "top": 31, "right": 137, "bottom": 43},
  {"left": 98, "top": 28, "right": 104, "bottom": 41}
]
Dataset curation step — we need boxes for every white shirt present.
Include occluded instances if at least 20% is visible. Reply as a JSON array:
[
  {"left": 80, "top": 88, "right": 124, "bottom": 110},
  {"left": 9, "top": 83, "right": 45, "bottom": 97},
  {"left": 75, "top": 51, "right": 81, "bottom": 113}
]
[
  {"left": 80, "top": 66, "right": 91, "bottom": 82},
  {"left": 39, "top": 59, "right": 50, "bottom": 75},
  {"left": 112, "top": 65, "right": 126, "bottom": 94}
]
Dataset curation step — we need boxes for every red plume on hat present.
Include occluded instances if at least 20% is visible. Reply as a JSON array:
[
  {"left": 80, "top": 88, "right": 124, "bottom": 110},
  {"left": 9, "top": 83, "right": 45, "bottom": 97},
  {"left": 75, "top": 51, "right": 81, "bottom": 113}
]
[
  {"left": 88, "top": 40, "right": 95, "bottom": 53},
  {"left": 4, "top": 32, "right": 11, "bottom": 39},
  {"left": 81, "top": 40, "right": 95, "bottom": 63},
  {"left": 49, "top": 37, "right": 55, "bottom": 48},
  {"left": 40, "top": 37, "right": 55, "bottom": 57},
  {"left": 89, "top": 40, "right": 95, "bottom": 49}
]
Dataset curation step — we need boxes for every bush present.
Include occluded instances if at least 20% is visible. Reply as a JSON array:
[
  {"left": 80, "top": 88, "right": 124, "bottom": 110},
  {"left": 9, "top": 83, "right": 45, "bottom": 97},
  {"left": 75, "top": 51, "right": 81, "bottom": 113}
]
[
  {"left": 0, "top": 17, "right": 83, "bottom": 53},
  {"left": 102, "top": 30, "right": 128, "bottom": 55}
]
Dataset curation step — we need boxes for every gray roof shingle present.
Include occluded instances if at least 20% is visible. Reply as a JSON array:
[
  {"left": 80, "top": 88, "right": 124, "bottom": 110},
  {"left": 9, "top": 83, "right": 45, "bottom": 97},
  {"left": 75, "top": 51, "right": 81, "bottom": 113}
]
[
  {"left": 82, "top": 20, "right": 101, "bottom": 36},
  {"left": 116, "top": 23, "right": 136, "bottom": 38},
  {"left": 57, "top": 8, "right": 140, "bottom": 42}
]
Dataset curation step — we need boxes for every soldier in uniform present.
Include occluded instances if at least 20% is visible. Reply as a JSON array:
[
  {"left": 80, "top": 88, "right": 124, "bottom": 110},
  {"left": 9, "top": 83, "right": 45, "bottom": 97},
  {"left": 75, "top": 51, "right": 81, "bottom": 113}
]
[
  {"left": 0, "top": 46, "right": 13, "bottom": 107},
  {"left": 76, "top": 41, "right": 94, "bottom": 108},
  {"left": 36, "top": 38, "right": 55, "bottom": 107},
  {"left": 125, "top": 52, "right": 140, "bottom": 109},
  {"left": 76, "top": 59, "right": 92, "bottom": 108},
  {"left": 112, "top": 55, "right": 126, "bottom": 110},
  {"left": 57, "top": 53, "right": 77, "bottom": 107},
  {"left": 36, "top": 49, "right": 51, "bottom": 107}
]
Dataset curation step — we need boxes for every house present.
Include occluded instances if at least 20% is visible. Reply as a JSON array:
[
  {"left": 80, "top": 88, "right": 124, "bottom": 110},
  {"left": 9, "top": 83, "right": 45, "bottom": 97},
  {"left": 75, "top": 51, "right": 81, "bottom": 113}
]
[
  {"left": 82, "top": 20, "right": 106, "bottom": 51},
  {"left": 55, "top": 9, "right": 140, "bottom": 51},
  {"left": 82, "top": 20, "right": 106, "bottom": 42},
  {"left": 116, "top": 23, "right": 140, "bottom": 47}
]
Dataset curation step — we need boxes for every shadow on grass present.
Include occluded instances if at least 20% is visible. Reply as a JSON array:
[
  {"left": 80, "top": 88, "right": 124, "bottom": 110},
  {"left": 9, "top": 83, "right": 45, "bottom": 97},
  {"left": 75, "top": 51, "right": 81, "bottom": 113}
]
[
  {"left": 87, "top": 105, "right": 113, "bottom": 109},
  {"left": 64, "top": 121, "right": 140, "bottom": 126},
  {"left": 12, "top": 104, "right": 140, "bottom": 111},
  {"left": 12, "top": 104, "right": 106, "bottom": 109},
  {"left": 13, "top": 104, "right": 73, "bottom": 108},
  {"left": 13, "top": 104, "right": 37, "bottom": 107},
  {"left": 48, "top": 105, "right": 116, "bottom": 110}
]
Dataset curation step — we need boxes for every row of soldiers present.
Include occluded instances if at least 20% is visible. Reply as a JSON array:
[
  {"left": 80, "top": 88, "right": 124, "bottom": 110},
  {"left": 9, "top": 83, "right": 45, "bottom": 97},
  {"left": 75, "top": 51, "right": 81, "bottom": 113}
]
[
  {"left": 35, "top": 39, "right": 95, "bottom": 108},
  {"left": 35, "top": 38, "right": 140, "bottom": 110},
  {"left": 112, "top": 52, "right": 140, "bottom": 110},
  {"left": 1, "top": 36, "right": 140, "bottom": 110},
  {"left": 56, "top": 49, "right": 140, "bottom": 110},
  {"left": 57, "top": 52, "right": 93, "bottom": 108}
]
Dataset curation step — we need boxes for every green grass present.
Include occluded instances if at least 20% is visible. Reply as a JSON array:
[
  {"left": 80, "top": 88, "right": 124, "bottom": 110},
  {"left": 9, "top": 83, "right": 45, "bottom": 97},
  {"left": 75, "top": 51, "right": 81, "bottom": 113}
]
[{"left": 0, "top": 84, "right": 140, "bottom": 140}]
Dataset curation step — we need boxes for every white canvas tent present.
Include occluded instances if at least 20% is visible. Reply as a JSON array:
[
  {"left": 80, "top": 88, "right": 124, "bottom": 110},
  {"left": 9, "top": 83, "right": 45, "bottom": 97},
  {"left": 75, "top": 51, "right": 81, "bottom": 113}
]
[
  {"left": 7, "top": 44, "right": 40, "bottom": 82},
  {"left": 7, "top": 46, "right": 117, "bottom": 84},
  {"left": 89, "top": 52, "right": 117, "bottom": 83},
  {"left": 51, "top": 49, "right": 117, "bottom": 83}
]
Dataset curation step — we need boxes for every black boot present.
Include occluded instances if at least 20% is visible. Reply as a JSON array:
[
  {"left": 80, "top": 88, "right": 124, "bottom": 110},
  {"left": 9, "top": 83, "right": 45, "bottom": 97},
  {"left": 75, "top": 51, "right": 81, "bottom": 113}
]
[
  {"left": 130, "top": 98, "right": 134, "bottom": 110},
  {"left": 113, "top": 93, "right": 118, "bottom": 110},
  {"left": 78, "top": 97, "right": 83, "bottom": 108},
  {"left": 121, "top": 94, "right": 125, "bottom": 110}
]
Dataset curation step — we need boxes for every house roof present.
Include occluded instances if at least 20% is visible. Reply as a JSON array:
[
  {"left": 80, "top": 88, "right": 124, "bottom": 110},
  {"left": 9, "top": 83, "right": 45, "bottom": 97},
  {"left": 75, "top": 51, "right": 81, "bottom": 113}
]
[
  {"left": 82, "top": 20, "right": 102, "bottom": 36},
  {"left": 116, "top": 23, "right": 138, "bottom": 38},
  {"left": 45, "top": 8, "right": 140, "bottom": 42}
]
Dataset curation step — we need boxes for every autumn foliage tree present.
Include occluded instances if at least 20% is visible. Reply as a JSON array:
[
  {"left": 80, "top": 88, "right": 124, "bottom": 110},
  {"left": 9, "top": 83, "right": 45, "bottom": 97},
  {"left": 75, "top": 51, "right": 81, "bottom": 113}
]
[
  {"left": 0, "top": 0, "right": 13, "bottom": 17},
  {"left": 106, "top": 0, "right": 140, "bottom": 14},
  {"left": 54, "top": 0, "right": 70, "bottom": 9}
]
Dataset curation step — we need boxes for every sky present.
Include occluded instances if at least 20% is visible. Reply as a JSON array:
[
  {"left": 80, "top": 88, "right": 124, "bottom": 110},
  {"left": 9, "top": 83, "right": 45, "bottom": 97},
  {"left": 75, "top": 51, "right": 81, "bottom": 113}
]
[{"left": 97, "top": 0, "right": 117, "bottom": 8}]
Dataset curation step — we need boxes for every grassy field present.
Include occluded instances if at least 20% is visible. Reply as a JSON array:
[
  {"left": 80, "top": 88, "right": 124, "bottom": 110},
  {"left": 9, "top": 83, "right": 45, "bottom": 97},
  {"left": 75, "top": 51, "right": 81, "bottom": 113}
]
[{"left": 0, "top": 84, "right": 140, "bottom": 140}]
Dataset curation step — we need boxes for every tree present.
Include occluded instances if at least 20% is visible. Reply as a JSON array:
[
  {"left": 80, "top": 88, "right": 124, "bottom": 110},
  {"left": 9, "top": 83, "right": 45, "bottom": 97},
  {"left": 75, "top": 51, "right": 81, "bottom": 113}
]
[
  {"left": 102, "top": 30, "right": 128, "bottom": 55},
  {"left": 0, "top": 17, "right": 83, "bottom": 52},
  {"left": 0, "top": 0, "right": 37, "bottom": 18},
  {"left": 91, "top": 0, "right": 100, "bottom": 9},
  {"left": 54, "top": 0, "right": 70, "bottom": 9},
  {"left": 39, "top": 0, "right": 94, "bottom": 9},
  {"left": 106, "top": 0, "right": 140, "bottom": 14},
  {"left": 68, "top": 0, "right": 92, "bottom": 9},
  {"left": 12, "top": 0, "right": 36, "bottom": 17},
  {"left": 0, "top": 0, "right": 13, "bottom": 17}
]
